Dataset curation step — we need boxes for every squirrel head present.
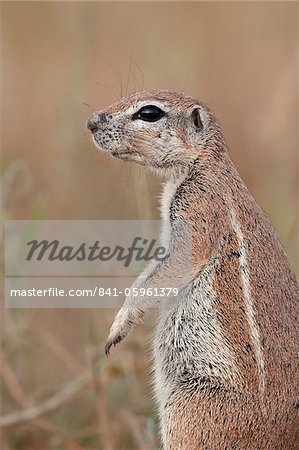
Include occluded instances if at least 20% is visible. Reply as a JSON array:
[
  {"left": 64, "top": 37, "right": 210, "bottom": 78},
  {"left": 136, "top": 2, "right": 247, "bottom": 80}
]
[{"left": 87, "top": 90, "right": 226, "bottom": 175}]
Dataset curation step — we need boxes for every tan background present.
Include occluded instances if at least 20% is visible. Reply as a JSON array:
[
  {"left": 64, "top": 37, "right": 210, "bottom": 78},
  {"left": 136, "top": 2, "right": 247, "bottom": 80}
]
[{"left": 1, "top": 2, "right": 298, "bottom": 449}]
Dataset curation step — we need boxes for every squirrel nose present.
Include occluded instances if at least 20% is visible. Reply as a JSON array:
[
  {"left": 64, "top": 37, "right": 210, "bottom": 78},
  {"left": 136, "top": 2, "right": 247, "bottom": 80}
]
[{"left": 86, "top": 112, "right": 107, "bottom": 132}]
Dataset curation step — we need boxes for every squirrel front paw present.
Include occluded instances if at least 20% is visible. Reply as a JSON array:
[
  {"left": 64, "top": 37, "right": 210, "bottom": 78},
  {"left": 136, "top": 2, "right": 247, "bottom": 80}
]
[{"left": 105, "top": 308, "right": 137, "bottom": 355}]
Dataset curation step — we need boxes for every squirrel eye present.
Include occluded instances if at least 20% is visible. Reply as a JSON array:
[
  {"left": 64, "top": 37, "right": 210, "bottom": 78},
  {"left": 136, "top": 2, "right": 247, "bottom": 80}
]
[{"left": 133, "top": 105, "right": 164, "bottom": 122}]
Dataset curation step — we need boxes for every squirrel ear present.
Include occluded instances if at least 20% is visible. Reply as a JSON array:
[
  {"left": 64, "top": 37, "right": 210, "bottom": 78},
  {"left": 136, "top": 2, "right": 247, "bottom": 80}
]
[{"left": 191, "top": 108, "right": 203, "bottom": 131}]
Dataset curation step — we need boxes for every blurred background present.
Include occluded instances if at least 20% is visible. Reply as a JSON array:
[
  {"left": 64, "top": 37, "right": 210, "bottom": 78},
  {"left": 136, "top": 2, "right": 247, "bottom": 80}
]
[{"left": 1, "top": 2, "right": 298, "bottom": 449}]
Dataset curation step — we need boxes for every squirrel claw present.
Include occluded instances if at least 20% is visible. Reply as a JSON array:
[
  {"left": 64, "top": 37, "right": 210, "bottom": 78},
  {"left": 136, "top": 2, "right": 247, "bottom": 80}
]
[{"left": 105, "top": 333, "right": 124, "bottom": 356}]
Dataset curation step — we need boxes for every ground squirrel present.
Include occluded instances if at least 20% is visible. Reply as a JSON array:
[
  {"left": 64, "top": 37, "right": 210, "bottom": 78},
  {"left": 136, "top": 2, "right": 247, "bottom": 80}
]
[{"left": 87, "top": 90, "right": 299, "bottom": 449}]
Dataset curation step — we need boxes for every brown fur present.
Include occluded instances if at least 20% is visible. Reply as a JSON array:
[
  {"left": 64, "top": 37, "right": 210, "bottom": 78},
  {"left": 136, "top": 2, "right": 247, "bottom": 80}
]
[{"left": 163, "top": 153, "right": 299, "bottom": 449}]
